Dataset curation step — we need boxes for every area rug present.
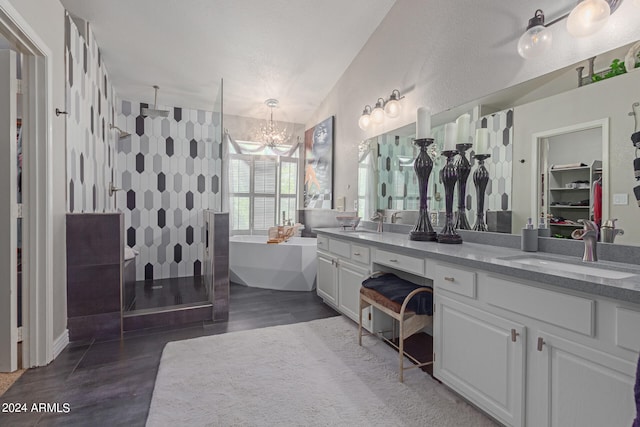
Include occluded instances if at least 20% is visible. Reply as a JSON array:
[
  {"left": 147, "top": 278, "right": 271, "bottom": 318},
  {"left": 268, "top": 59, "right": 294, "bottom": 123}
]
[
  {"left": 147, "top": 316, "right": 496, "bottom": 426},
  {"left": 0, "top": 369, "right": 25, "bottom": 397}
]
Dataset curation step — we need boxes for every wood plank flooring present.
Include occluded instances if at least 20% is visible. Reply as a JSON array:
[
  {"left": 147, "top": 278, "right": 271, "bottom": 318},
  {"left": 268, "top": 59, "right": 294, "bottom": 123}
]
[{"left": 0, "top": 284, "right": 339, "bottom": 426}]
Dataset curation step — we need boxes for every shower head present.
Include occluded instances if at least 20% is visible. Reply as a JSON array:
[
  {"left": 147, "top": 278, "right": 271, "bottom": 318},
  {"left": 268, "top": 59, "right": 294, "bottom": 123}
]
[
  {"left": 109, "top": 123, "right": 131, "bottom": 139},
  {"left": 141, "top": 85, "right": 170, "bottom": 118}
]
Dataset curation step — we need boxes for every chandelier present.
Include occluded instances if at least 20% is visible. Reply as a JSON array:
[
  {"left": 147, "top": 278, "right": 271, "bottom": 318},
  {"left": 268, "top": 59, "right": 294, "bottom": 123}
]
[{"left": 260, "top": 98, "right": 290, "bottom": 147}]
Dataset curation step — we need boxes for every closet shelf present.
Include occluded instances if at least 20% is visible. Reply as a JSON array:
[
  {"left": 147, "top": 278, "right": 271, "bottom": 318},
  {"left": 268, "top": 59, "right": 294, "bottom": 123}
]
[
  {"left": 549, "top": 223, "right": 583, "bottom": 228},
  {"left": 549, "top": 206, "right": 589, "bottom": 209},
  {"left": 549, "top": 187, "right": 590, "bottom": 191}
]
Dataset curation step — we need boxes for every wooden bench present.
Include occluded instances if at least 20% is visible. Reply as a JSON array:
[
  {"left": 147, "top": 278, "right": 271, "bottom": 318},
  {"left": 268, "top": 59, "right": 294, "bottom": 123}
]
[{"left": 358, "top": 272, "right": 434, "bottom": 382}]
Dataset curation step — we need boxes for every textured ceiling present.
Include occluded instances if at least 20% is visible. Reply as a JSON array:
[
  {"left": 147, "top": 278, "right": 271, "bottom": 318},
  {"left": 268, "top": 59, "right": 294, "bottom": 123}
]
[{"left": 60, "top": 0, "right": 396, "bottom": 124}]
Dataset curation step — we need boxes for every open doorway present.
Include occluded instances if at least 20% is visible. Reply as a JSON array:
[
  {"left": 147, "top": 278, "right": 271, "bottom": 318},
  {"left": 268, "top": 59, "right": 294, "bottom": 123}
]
[
  {"left": 0, "top": 3, "right": 55, "bottom": 372},
  {"left": 531, "top": 119, "right": 609, "bottom": 239}
]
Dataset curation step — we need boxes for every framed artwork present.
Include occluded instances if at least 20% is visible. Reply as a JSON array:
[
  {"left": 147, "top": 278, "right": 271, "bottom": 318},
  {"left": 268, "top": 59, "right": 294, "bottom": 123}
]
[{"left": 304, "top": 116, "right": 334, "bottom": 208}]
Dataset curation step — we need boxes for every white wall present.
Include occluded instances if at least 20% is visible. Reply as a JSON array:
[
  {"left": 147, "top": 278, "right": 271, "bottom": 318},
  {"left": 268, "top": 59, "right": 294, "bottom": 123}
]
[
  {"left": 513, "top": 69, "right": 640, "bottom": 245},
  {"left": 8, "top": 0, "right": 67, "bottom": 342},
  {"left": 307, "top": 0, "right": 640, "bottom": 211}
]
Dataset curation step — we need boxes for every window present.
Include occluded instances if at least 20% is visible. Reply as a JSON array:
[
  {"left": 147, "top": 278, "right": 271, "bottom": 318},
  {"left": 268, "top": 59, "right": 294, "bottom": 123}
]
[{"left": 228, "top": 141, "right": 299, "bottom": 234}]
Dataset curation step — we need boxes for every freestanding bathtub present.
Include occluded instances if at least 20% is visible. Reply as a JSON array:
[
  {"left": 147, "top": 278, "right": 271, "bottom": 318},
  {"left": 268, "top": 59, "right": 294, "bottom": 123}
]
[{"left": 229, "top": 235, "right": 317, "bottom": 291}]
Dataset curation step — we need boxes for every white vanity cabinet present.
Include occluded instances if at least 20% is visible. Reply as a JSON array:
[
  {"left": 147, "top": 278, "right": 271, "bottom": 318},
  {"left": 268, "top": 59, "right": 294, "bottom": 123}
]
[
  {"left": 535, "top": 330, "right": 636, "bottom": 427},
  {"left": 434, "top": 264, "right": 526, "bottom": 427},
  {"left": 434, "top": 259, "right": 638, "bottom": 427},
  {"left": 316, "top": 235, "right": 372, "bottom": 330}
]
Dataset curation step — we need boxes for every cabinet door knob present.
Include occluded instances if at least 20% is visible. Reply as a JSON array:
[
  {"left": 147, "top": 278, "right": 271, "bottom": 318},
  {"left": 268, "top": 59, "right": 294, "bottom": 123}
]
[
  {"left": 353, "top": 252, "right": 361, "bottom": 256},
  {"left": 389, "top": 259, "right": 398, "bottom": 262},
  {"left": 444, "top": 277, "right": 455, "bottom": 282},
  {"left": 511, "top": 329, "right": 520, "bottom": 342},
  {"left": 537, "top": 337, "right": 545, "bottom": 351}
]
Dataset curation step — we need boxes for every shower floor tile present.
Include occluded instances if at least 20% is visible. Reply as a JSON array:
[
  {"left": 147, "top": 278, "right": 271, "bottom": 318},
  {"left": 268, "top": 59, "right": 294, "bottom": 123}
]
[{"left": 124, "top": 275, "right": 208, "bottom": 312}]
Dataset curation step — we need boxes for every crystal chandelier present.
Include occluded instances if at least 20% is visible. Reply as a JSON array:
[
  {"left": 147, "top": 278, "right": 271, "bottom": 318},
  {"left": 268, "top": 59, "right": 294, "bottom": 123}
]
[{"left": 260, "top": 98, "right": 290, "bottom": 147}]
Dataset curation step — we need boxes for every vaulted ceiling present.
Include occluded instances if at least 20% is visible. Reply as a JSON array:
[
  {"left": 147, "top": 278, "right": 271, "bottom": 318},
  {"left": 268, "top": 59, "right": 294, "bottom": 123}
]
[{"left": 60, "top": 0, "right": 396, "bottom": 124}]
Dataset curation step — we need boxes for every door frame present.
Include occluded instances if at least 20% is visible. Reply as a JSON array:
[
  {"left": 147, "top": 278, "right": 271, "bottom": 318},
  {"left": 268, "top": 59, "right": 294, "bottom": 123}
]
[
  {"left": 530, "top": 118, "right": 610, "bottom": 225},
  {"left": 0, "top": 0, "right": 54, "bottom": 369}
]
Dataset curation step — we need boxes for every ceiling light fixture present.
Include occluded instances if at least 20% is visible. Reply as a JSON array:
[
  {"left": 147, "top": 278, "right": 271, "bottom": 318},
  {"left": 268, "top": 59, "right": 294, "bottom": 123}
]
[
  {"left": 358, "top": 105, "right": 372, "bottom": 130},
  {"left": 518, "top": 0, "right": 624, "bottom": 59},
  {"left": 260, "top": 98, "right": 290, "bottom": 147}
]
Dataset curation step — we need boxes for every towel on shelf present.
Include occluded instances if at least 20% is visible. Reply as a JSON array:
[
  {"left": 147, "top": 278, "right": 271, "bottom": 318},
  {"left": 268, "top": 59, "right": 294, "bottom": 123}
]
[{"left": 550, "top": 162, "right": 587, "bottom": 170}]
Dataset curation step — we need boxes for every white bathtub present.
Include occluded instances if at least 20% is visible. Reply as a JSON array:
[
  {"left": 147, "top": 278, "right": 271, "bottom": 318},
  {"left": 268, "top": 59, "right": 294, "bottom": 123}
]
[{"left": 229, "top": 236, "right": 317, "bottom": 291}]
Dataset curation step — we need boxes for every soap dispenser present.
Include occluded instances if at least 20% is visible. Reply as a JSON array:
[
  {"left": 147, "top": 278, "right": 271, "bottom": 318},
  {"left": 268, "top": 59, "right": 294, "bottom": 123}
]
[
  {"left": 538, "top": 216, "right": 551, "bottom": 237},
  {"left": 521, "top": 218, "right": 538, "bottom": 252}
]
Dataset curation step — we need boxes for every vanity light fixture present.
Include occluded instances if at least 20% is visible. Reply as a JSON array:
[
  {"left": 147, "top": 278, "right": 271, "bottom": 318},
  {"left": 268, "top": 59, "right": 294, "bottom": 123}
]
[
  {"left": 518, "top": 0, "right": 624, "bottom": 59},
  {"left": 370, "top": 98, "right": 386, "bottom": 125},
  {"left": 358, "top": 105, "right": 372, "bottom": 130},
  {"left": 358, "top": 90, "right": 404, "bottom": 130}
]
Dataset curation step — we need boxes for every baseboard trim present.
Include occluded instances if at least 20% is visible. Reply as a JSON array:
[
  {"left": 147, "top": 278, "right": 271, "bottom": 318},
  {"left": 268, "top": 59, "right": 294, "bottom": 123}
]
[{"left": 52, "top": 329, "right": 69, "bottom": 359}]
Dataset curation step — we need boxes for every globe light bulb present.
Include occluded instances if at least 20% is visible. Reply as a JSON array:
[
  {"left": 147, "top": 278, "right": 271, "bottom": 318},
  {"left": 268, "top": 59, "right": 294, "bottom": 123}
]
[
  {"left": 358, "top": 112, "right": 370, "bottom": 131},
  {"left": 384, "top": 99, "right": 401, "bottom": 118},
  {"left": 518, "top": 10, "right": 552, "bottom": 59},
  {"left": 371, "top": 99, "right": 385, "bottom": 124},
  {"left": 567, "top": 0, "right": 611, "bottom": 38},
  {"left": 384, "top": 90, "right": 402, "bottom": 118}
]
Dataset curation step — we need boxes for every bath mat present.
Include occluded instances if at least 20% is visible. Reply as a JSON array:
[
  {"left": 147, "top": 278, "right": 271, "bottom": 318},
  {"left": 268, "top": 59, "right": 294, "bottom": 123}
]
[{"left": 147, "top": 316, "right": 496, "bottom": 426}]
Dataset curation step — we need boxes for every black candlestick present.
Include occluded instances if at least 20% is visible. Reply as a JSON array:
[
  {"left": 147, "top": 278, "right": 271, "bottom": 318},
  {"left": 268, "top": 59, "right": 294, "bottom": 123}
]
[
  {"left": 454, "top": 143, "right": 472, "bottom": 230},
  {"left": 472, "top": 154, "right": 491, "bottom": 232},
  {"left": 438, "top": 150, "right": 462, "bottom": 244},
  {"left": 410, "top": 138, "right": 437, "bottom": 241}
]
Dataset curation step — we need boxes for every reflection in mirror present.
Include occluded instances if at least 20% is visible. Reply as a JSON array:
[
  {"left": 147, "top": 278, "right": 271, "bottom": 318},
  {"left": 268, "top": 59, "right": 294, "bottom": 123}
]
[
  {"left": 358, "top": 108, "right": 514, "bottom": 232},
  {"left": 534, "top": 120, "right": 607, "bottom": 239},
  {"left": 359, "top": 41, "right": 640, "bottom": 243}
]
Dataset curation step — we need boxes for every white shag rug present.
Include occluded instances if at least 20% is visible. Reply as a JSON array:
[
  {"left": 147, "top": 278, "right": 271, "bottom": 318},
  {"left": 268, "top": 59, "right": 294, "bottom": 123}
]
[{"left": 147, "top": 316, "right": 496, "bottom": 427}]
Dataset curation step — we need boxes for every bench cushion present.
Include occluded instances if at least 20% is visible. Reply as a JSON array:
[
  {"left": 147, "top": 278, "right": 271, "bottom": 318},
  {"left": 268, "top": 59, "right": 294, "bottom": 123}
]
[{"left": 361, "top": 272, "right": 433, "bottom": 315}]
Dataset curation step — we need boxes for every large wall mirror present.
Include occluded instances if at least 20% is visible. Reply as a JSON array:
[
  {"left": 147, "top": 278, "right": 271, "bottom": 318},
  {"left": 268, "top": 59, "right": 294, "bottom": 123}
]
[{"left": 358, "top": 41, "right": 640, "bottom": 246}]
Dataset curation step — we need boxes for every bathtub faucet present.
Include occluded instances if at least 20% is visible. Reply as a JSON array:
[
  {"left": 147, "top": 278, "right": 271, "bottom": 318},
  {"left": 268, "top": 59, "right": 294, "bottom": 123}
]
[{"left": 370, "top": 212, "right": 385, "bottom": 233}]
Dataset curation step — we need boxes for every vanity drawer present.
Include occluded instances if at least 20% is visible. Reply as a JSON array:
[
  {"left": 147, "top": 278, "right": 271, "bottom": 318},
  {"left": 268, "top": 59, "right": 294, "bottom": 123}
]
[
  {"left": 317, "top": 235, "right": 329, "bottom": 251},
  {"left": 433, "top": 262, "right": 476, "bottom": 298},
  {"left": 485, "top": 276, "right": 594, "bottom": 336},
  {"left": 616, "top": 307, "right": 640, "bottom": 352},
  {"left": 350, "top": 244, "right": 370, "bottom": 264},
  {"left": 329, "top": 238, "right": 351, "bottom": 259},
  {"left": 374, "top": 249, "right": 424, "bottom": 276}
]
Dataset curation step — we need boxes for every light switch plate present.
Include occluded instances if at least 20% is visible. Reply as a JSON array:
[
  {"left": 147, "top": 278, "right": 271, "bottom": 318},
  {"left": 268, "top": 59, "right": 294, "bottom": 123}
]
[{"left": 613, "top": 193, "right": 628, "bottom": 205}]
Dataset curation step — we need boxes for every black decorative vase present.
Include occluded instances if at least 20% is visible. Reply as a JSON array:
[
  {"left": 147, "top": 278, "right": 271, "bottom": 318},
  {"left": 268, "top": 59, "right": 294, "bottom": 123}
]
[
  {"left": 410, "top": 138, "right": 437, "bottom": 241},
  {"left": 472, "top": 154, "right": 491, "bottom": 232},
  {"left": 454, "top": 143, "right": 473, "bottom": 230},
  {"left": 438, "top": 150, "right": 462, "bottom": 244}
]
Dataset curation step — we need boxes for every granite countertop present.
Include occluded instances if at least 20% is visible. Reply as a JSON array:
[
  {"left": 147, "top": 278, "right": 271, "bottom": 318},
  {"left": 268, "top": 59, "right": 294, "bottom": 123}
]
[{"left": 314, "top": 227, "right": 640, "bottom": 305}]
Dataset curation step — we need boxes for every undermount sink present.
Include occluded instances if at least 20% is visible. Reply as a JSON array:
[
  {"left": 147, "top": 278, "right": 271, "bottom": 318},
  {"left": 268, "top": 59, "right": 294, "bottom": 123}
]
[{"left": 501, "top": 255, "right": 637, "bottom": 280}]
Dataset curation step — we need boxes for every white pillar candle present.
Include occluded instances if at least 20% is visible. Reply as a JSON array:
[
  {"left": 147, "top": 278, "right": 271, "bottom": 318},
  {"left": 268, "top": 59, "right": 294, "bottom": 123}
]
[
  {"left": 443, "top": 123, "right": 458, "bottom": 151},
  {"left": 474, "top": 128, "right": 490, "bottom": 154},
  {"left": 416, "top": 107, "right": 431, "bottom": 139},
  {"left": 456, "top": 113, "right": 470, "bottom": 144}
]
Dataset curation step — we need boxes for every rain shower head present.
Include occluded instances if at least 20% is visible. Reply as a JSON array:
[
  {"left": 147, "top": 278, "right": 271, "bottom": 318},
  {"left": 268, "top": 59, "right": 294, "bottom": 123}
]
[
  {"left": 109, "top": 123, "right": 130, "bottom": 139},
  {"left": 141, "top": 85, "right": 170, "bottom": 118}
]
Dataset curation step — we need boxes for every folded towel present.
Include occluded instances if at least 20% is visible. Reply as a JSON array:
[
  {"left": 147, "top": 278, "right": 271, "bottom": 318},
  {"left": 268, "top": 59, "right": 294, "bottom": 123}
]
[
  {"left": 550, "top": 162, "right": 587, "bottom": 170},
  {"left": 362, "top": 272, "right": 433, "bottom": 315}
]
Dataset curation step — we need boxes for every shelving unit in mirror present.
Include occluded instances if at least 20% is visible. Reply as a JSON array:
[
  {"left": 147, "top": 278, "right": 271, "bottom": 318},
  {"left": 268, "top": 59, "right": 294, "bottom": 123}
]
[{"left": 547, "top": 160, "right": 602, "bottom": 238}]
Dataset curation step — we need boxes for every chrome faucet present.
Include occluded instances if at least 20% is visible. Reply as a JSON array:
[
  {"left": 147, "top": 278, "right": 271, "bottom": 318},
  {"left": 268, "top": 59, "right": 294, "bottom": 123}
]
[
  {"left": 370, "top": 212, "right": 385, "bottom": 233},
  {"left": 391, "top": 211, "right": 402, "bottom": 224},
  {"left": 571, "top": 219, "right": 598, "bottom": 262}
]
